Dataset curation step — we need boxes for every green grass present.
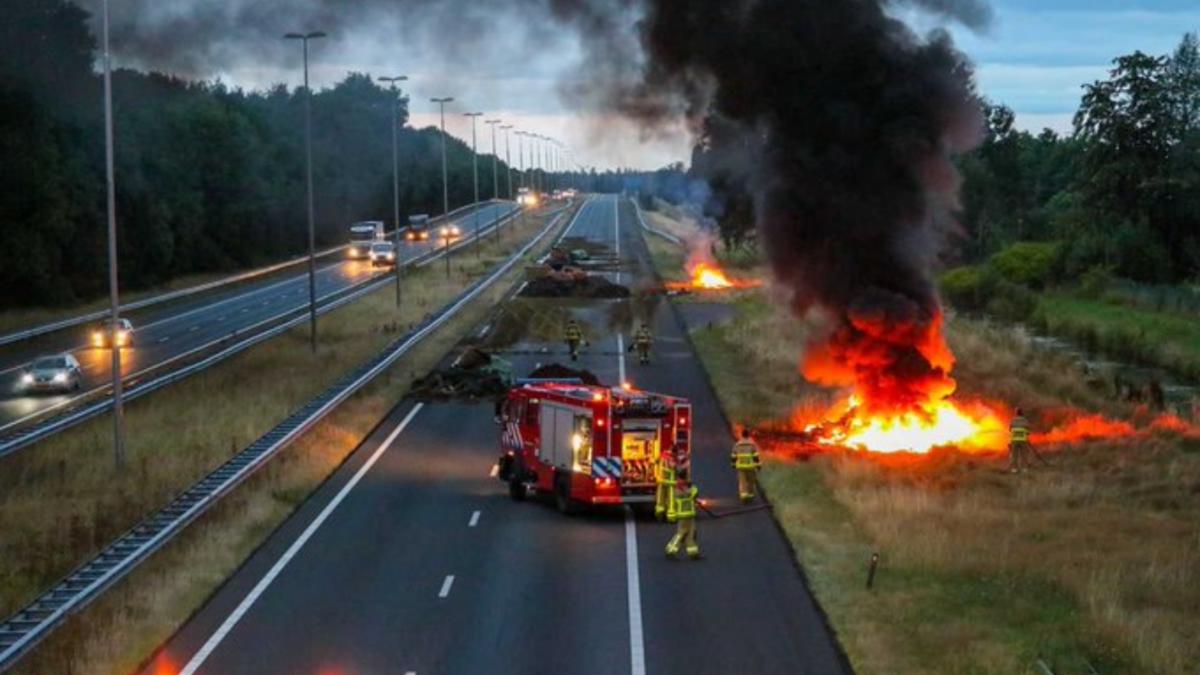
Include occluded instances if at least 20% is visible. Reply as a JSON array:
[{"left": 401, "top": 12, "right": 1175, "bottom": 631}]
[
  {"left": 1035, "top": 292, "right": 1200, "bottom": 381},
  {"left": 639, "top": 208, "right": 1200, "bottom": 674},
  {"left": 1, "top": 206, "right": 573, "bottom": 674}
]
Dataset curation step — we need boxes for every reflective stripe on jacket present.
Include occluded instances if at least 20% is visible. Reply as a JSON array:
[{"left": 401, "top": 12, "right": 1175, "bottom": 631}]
[
  {"left": 635, "top": 329, "right": 652, "bottom": 346},
  {"left": 1010, "top": 416, "right": 1030, "bottom": 443},
  {"left": 671, "top": 485, "right": 698, "bottom": 520},
  {"left": 565, "top": 324, "right": 582, "bottom": 340},
  {"left": 731, "top": 440, "right": 761, "bottom": 469}
]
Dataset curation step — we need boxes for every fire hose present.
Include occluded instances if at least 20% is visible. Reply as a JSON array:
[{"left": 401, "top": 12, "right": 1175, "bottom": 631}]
[{"left": 697, "top": 499, "right": 772, "bottom": 519}]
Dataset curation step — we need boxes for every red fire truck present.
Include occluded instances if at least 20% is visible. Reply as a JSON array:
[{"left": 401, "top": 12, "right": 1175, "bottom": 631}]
[{"left": 496, "top": 379, "right": 692, "bottom": 513}]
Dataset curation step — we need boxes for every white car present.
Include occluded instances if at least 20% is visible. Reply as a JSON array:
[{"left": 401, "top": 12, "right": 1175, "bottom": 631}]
[
  {"left": 20, "top": 354, "right": 83, "bottom": 394},
  {"left": 92, "top": 318, "right": 134, "bottom": 348},
  {"left": 368, "top": 241, "right": 397, "bottom": 267}
]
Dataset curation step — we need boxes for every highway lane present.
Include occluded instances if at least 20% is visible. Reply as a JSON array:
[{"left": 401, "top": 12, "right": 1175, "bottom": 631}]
[
  {"left": 0, "top": 203, "right": 517, "bottom": 431},
  {"left": 143, "top": 195, "right": 846, "bottom": 675}
]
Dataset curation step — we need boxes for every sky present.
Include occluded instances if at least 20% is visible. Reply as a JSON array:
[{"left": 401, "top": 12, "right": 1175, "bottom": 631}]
[{"left": 108, "top": 0, "right": 1200, "bottom": 171}]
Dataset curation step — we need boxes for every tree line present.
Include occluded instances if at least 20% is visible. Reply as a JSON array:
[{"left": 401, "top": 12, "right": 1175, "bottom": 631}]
[
  {"left": 682, "top": 32, "right": 1200, "bottom": 286},
  {"left": 0, "top": 1, "right": 523, "bottom": 309}
]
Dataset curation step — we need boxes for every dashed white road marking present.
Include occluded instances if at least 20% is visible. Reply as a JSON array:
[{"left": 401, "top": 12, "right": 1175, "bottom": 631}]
[
  {"left": 157, "top": 337, "right": 169, "bottom": 343},
  {"left": 438, "top": 575, "right": 455, "bottom": 598},
  {"left": 179, "top": 404, "right": 424, "bottom": 675},
  {"left": 217, "top": 315, "right": 226, "bottom": 321},
  {"left": 468, "top": 510, "right": 481, "bottom": 527},
  {"left": 189, "top": 326, "right": 199, "bottom": 332}
]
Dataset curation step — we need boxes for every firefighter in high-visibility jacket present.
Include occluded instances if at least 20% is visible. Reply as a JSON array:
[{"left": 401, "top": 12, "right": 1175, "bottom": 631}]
[
  {"left": 665, "top": 477, "right": 700, "bottom": 560},
  {"left": 564, "top": 319, "right": 585, "bottom": 361},
  {"left": 1009, "top": 407, "right": 1031, "bottom": 473},
  {"left": 731, "top": 428, "right": 762, "bottom": 503},
  {"left": 654, "top": 444, "right": 678, "bottom": 519},
  {"left": 633, "top": 324, "right": 653, "bottom": 364}
]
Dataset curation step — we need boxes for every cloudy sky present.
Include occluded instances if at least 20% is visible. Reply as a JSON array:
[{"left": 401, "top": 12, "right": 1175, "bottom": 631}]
[{"left": 107, "top": 0, "right": 1199, "bottom": 171}]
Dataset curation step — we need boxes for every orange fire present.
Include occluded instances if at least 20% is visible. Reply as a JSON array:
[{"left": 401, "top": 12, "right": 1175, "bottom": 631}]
[
  {"left": 796, "top": 308, "right": 1013, "bottom": 455},
  {"left": 800, "top": 394, "right": 1008, "bottom": 454},
  {"left": 667, "top": 260, "right": 763, "bottom": 291},
  {"left": 692, "top": 261, "right": 735, "bottom": 289}
]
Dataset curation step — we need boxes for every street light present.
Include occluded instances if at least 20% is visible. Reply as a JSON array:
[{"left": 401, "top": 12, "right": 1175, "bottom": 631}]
[
  {"left": 485, "top": 119, "right": 501, "bottom": 200},
  {"left": 378, "top": 74, "right": 407, "bottom": 310},
  {"left": 515, "top": 131, "right": 526, "bottom": 190},
  {"left": 430, "top": 97, "right": 454, "bottom": 221},
  {"left": 100, "top": 0, "right": 125, "bottom": 468},
  {"left": 463, "top": 111, "right": 483, "bottom": 254},
  {"left": 284, "top": 29, "right": 327, "bottom": 354},
  {"left": 500, "top": 124, "right": 514, "bottom": 200}
]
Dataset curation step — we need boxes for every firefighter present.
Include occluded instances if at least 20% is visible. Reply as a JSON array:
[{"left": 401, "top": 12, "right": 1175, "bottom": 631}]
[
  {"left": 564, "top": 319, "right": 586, "bottom": 361},
  {"left": 730, "top": 428, "right": 762, "bottom": 503},
  {"left": 665, "top": 477, "right": 700, "bottom": 560},
  {"left": 632, "top": 324, "right": 654, "bottom": 365},
  {"left": 1009, "top": 407, "right": 1031, "bottom": 473},
  {"left": 654, "top": 443, "right": 678, "bottom": 520}
]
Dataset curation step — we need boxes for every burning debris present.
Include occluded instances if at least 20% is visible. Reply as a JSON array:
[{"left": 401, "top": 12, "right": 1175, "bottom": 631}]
[{"left": 521, "top": 269, "right": 631, "bottom": 298}]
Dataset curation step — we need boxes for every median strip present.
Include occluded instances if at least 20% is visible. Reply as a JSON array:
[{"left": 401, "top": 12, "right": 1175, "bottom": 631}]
[{"left": 0, "top": 200, "right": 577, "bottom": 672}]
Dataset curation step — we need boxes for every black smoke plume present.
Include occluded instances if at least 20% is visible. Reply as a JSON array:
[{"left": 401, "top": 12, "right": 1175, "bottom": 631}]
[{"left": 99, "top": 0, "right": 987, "bottom": 406}]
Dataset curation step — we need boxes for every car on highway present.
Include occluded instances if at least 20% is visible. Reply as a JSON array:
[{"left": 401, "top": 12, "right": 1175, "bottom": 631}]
[
  {"left": 368, "top": 241, "right": 397, "bottom": 267},
  {"left": 19, "top": 354, "right": 83, "bottom": 394},
  {"left": 405, "top": 214, "right": 431, "bottom": 242},
  {"left": 91, "top": 318, "right": 135, "bottom": 348},
  {"left": 439, "top": 224, "right": 462, "bottom": 240}
]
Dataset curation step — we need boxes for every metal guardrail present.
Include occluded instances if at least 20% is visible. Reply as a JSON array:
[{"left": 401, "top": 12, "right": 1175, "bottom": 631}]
[
  {"left": 0, "top": 199, "right": 575, "bottom": 671},
  {"left": 0, "top": 201, "right": 511, "bottom": 348},
  {"left": 632, "top": 200, "right": 683, "bottom": 244},
  {"left": 0, "top": 204, "right": 523, "bottom": 460}
]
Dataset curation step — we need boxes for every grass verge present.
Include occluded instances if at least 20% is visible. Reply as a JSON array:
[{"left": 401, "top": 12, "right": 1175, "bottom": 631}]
[
  {"left": 1, "top": 204, "right": 570, "bottom": 674},
  {"left": 1034, "top": 292, "right": 1200, "bottom": 382},
  {"left": 642, "top": 208, "right": 1200, "bottom": 674}
]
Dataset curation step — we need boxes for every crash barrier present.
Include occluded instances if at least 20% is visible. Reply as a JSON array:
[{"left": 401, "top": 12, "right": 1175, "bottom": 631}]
[
  {"left": 0, "top": 200, "right": 575, "bottom": 671},
  {"left": 0, "top": 204, "right": 523, "bottom": 461},
  {"left": 0, "top": 201, "right": 512, "bottom": 348}
]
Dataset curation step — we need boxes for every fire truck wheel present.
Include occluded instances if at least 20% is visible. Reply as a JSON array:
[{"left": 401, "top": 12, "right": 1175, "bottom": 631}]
[
  {"left": 554, "top": 475, "right": 577, "bottom": 515},
  {"left": 508, "top": 477, "right": 527, "bottom": 501}
]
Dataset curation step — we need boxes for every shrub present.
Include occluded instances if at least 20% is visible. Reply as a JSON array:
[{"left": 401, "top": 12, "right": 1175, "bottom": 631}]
[
  {"left": 989, "top": 241, "right": 1063, "bottom": 288},
  {"left": 1079, "top": 265, "right": 1114, "bottom": 298},
  {"left": 939, "top": 265, "right": 989, "bottom": 311}
]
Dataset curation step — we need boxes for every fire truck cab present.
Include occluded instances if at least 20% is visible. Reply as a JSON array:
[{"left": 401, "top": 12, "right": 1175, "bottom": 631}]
[{"left": 497, "top": 379, "right": 692, "bottom": 513}]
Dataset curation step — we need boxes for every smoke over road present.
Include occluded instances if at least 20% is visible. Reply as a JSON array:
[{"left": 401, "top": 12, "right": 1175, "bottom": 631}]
[{"left": 103, "top": 0, "right": 988, "bottom": 412}]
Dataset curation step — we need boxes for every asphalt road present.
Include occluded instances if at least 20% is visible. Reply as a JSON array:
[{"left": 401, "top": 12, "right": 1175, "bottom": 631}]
[
  {"left": 142, "top": 195, "right": 848, "bottom": 675},
  {"left": 0, "top": 202, "right": 517, "bottom": 432}
]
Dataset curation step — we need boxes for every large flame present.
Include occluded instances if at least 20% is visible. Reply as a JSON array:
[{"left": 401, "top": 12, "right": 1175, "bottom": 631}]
[
  {"left": 798, "top": 308, "right": 1011, "bottom": 455},
  {"left": 692, "top": 261, "right": 735, "bottom": 289}
]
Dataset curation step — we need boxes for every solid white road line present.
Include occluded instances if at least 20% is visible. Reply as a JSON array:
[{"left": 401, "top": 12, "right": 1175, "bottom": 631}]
[
  {"left": 438, "top": 575, "right": 455, "bottom": 598},
  {"left": 179, "top": 403, "right": 424, "bottom": 675},
  {"left": 625, "top": 510, "right": 647, "bottom": 675},
  {"left": 469, "top": 510, "right": 481, "bottom": 527},
  {"left": 613, "top": 195, "right": 622, "bottom": 285},
  {"left": 616, "top": 324, "right": 645, "bottom": 675},
  {"left": 617, "top": 334, "right": 626, "bottom": 384}
]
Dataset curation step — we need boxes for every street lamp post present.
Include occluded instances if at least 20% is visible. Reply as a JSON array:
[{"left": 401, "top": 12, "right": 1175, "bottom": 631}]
[
  {"left": 515, "top": 131, "right": 526, "bottom": 190},
  {"left": 485, "top": 119, "right": 501, "bottom": 243},
  {"left": 463, "top": 111, "right": 482, "bottom": 254},
  {"left": 378, "top": 74, "right": 408, "bottom": 309},
  {"left": 284, "top": 30, "right": 327, "bottom": 354},
  {"left": 500, "top": 124, "right": 513, "bottom": 200},
  {"left": 101, "top": 0, "right": 125, "bottom": 469},
  {"left": 430, "top": 96, "right": 454, "bottom": 220}
]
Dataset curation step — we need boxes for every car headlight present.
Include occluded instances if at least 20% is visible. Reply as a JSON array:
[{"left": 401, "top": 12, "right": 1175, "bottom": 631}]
[
  {"left": 52, "top": 372, "right": 67, "bottom": 383},
  {"left": 21, "top": 373, "right": 33, "bottom": 385},
  {"left": 92, "top": 332, "right": 103, "bottom": 343}
]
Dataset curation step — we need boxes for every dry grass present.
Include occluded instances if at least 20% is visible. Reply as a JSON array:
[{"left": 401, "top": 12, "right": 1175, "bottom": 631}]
[
  {"left": 642, "top": 211, "right": 1200, "bottom": 674},
  {"left": 1, "top": 206, "right": 571, "bottom": 674}
]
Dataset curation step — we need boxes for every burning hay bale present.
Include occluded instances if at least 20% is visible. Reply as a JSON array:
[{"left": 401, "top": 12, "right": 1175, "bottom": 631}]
[{"left": 410, "top": 347, "right": 513, "bottom": 401}]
